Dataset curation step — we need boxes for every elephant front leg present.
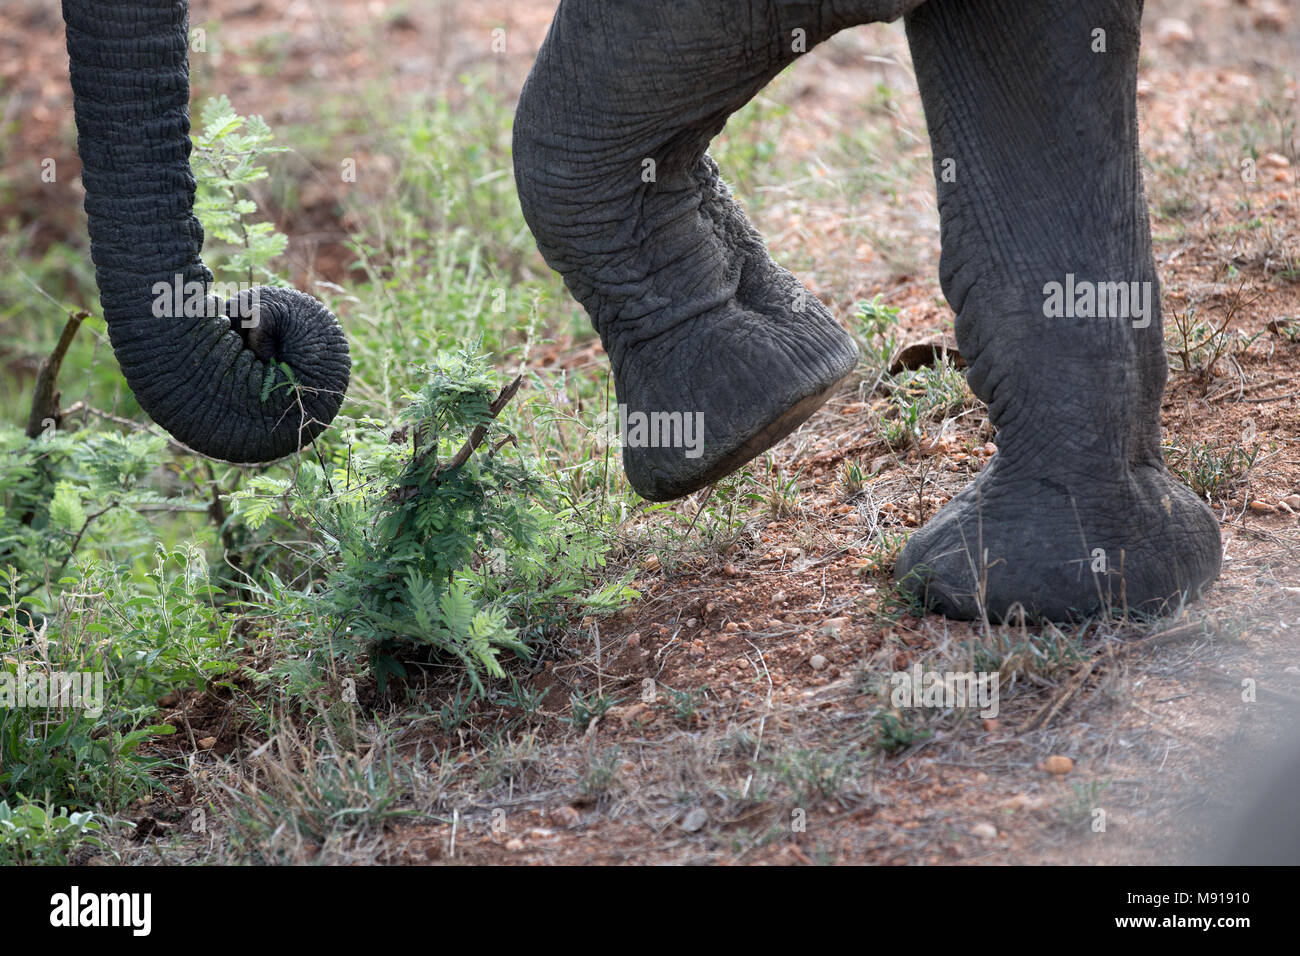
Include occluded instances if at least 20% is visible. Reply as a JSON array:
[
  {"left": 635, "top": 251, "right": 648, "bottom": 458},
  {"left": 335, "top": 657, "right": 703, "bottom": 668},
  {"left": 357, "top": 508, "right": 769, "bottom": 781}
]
[
  {"left": 513, "top": 0, "right": 923, "bottom": 501},
  {"left": 895, "top": 0, "right": 1221, "bottom": 620}
]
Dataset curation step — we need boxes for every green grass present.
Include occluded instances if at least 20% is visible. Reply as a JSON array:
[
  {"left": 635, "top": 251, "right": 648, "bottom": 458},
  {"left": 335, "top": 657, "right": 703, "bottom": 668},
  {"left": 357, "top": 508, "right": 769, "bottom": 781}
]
[
  {"left": 0, "top": 79, "right": 641, "bottom": 863},
  {"left": 1164, "top": 437, "right": 1262, "bottom": 501}
]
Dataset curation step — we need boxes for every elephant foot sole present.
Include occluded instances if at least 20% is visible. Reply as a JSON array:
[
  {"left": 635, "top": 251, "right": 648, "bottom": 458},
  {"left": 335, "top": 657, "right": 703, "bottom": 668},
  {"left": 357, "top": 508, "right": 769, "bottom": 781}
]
[
  {"left": 620, "top": 309, "right": 859, "bottom": 502},
  {"left": 893, "top": 458, "right": 1222, "bottom": 622},
  {"left": 639, "top": 374, "right": 846, "bottom": 501}
]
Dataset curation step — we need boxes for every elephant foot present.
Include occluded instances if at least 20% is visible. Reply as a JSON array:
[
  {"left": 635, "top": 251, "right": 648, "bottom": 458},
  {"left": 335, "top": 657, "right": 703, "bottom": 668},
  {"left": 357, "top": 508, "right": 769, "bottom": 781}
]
[
  {"left": 512, "top": 6, "right": 886, "bottom": 502},
  {"left": 894, "top": 457, "right": 1222, "bottom": 622},
  {"left": 608, "top": 158, "right": 858, "bottom": 501}
]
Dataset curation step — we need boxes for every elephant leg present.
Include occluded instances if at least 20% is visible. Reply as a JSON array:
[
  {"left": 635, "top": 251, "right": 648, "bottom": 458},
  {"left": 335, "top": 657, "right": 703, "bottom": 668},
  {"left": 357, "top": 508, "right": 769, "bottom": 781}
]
[
  {"left": 894, "top": 0, "right": 1221, "bottom": 620},
  {"left": 514, "top": 1, "right": 924, "bottom": 501}
]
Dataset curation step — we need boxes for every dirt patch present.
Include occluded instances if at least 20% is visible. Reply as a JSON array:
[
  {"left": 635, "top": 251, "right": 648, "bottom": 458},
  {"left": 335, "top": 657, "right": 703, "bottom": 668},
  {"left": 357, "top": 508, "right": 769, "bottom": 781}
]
[{"left": 372, "top": 0, "right": 1300, "bottom": 867}]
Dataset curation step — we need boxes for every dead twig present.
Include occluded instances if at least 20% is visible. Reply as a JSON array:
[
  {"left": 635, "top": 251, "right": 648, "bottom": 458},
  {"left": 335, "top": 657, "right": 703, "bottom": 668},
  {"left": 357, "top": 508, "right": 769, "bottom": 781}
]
[
  {"left": 1018, "top": 619, "right": 1214, "bottom": 732},
  {"left": 25, "top": 311, "right": 86, "bottom": 440},
  {"left": 392, "top": 375, "right": 524, "bottom": 504},
  {"left": 441, "top": 374, "right": 523, "bottom": 473},
  {"left": 425, "top": 374, "right": 523, "bottom": 475}
]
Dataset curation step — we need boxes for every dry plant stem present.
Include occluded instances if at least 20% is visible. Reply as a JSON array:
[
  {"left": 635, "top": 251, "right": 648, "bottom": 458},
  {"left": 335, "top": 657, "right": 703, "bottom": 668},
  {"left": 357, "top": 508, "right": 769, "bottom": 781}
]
[
  {"left": 25, "top": 311, "right": 87, "bottom": 439},
  {"left": 61, "top": 400, "right": 192, "bottom": 454},
  {"left": 393, "top": 375, "right": 525, "bottom": 506},
  {"left": 430, "top": 375, "right": 524, "bottom": 475},
  {"left": 1017, "top": 618, "right": 1215, "bottom": 733}
]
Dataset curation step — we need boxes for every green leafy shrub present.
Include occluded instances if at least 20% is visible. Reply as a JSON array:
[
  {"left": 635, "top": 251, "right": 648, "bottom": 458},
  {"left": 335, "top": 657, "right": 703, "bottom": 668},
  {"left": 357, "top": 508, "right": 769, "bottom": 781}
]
[
  {"left": 0, "top": 800, "right": 103, "bottom": 865},
  {"left": 262, "top": 346, "right": 638, "bottom": 695},
  {"left": 0, "top": 427, "right": 169, "bottom": 590},
  {"left": 0, "top": 427, "right": 219, "bottom": 810},
  {"left": 1164, "top": 438, "right": 1262, "bottom": 501},
  {"left": 0, "top": 94, "right": 636, "bottom": 847},
  {"left": 854, "top": 295, "right": 902, "bottom": 382},
  {"left": 872, "top": 710, "right": 934, "bottom": 755},
  {"left": 192, "top": 94, "right": 290, "bottom": 285}
]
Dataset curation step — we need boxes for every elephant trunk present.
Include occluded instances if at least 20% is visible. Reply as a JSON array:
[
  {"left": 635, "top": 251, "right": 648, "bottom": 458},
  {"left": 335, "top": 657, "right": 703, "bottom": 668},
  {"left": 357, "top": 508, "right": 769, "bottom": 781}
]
[{"left": 62, "top": 0, "right": 349, "bottom": 463}]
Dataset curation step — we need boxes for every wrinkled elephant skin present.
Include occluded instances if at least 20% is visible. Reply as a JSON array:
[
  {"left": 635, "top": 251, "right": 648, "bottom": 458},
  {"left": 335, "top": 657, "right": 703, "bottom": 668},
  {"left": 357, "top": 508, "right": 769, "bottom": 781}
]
[{"left": 513, "top": 0, "right": 1221, "bottom": 622}]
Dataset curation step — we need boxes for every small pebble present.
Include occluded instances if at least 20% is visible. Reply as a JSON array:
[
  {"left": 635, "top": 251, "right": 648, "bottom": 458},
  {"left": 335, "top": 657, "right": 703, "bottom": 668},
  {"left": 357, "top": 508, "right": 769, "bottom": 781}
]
[
  {"left": 550, "top": 806, "right": 581, "bottom": 827},
  {"left": 971, "top": 822, "right": 998, "bottom": 841},
  {"left": 681, "top": 807, "right": 709, "bottom": 833},
  {"left": 1044, "top": 755, "right": 1074, "bottom": 775},
  {"left": 1154, "top": 18, "right": 1194, "bottom": 47}
]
